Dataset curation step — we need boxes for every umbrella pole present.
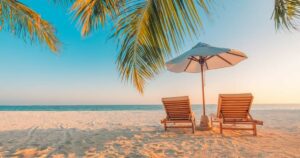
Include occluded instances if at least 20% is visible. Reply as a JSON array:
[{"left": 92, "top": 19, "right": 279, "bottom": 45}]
[
  {"left": 199, "top": 62, "right": 211, "bottom": 130},
  {"left": 201, "top": 63, "right": 206, "bottom": 116}
]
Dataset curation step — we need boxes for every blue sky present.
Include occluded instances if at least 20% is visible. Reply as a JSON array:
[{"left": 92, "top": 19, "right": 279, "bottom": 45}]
[{"left": 0, "top": 0, "right": 300, "bottom": 105}]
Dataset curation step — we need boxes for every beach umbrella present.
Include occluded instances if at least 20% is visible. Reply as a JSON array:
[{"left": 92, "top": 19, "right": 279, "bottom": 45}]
[{"left": 166, "top": 42, "right": 247, "bottom": 129}]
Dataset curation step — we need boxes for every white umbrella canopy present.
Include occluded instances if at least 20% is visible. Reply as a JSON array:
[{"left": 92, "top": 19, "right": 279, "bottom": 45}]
[
  {"left": 166, "top": 43, "right": 247, "bottom": 73},
  {"left": 166, "top": 42, "right": 247, "bottom": 129}
]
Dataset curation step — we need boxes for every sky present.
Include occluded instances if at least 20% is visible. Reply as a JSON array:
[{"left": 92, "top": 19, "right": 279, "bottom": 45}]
[{"left": 0, "top": 0, "right": 300, "bottom": 105}]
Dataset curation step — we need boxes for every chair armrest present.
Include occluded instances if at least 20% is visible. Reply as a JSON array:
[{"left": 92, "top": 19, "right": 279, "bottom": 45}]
[
  {"left": 189, "top": 112, "right": 195, "bottom": 120},
  {"left": 210, "top": 113, "right": 222, "bottom": 122},
  {"left": 219, "top": 113, "right": 225, "bottom": 123},
  {"left": 161, "top": 118, "right": 167, "bottom": 124},
  {"left": 253, "top": 120, "right": 263, "bottom": 125},
  {"left": 247, "top": 113, "right": 254, "bottom": 120},
  {"left": 248, "top": 113, "right": 263, "bottom": 125}
]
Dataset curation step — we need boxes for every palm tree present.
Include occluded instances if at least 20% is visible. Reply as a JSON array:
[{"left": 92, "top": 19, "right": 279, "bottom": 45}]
[
  {"left": 69, "top": 0, "right": 300, "bottom": 93},
  {"left": 0, "top": 0, "right": 60, "bottom": 52}
]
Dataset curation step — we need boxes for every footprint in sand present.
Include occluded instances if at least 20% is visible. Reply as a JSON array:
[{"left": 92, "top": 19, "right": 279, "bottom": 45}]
[
  {"left": 26, "top": 126, "right": 38, "bottom": 142},
  {"left": 46, "top": 127, "right": 71, "bottom": 157},
  {"left": 164, "top": 149, "right": 176, "bottom": 156}
]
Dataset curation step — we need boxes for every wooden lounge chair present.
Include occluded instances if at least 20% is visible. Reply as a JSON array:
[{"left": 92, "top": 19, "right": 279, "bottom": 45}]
[
  {"left": 161, "top": 96, "right": 196, "bottom": 133},
  {"left": 211, "top": 93, "right": 263, "bottom": 136}
]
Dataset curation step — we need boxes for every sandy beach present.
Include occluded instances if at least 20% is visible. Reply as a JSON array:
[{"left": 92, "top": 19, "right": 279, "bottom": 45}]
[{"left": 0, "top": 110, "right": 299, "bottom": 158}]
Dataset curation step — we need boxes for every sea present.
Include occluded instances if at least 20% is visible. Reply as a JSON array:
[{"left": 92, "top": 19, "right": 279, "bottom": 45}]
[{"left": 0, "top": 104, "right": 299, "bottom": 111}]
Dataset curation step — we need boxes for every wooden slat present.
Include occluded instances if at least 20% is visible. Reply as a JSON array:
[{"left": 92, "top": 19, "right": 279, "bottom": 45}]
[
  {"left": 167, "top": 112, "right": 189, "bottom": 115},
  {"left": 165, "top": 108, "right": 190, "bottom": 111},
  {"left": 221, "top": 127, "right": 254, "bottom": 130},
  {"left": 222, "top": 109, "right": 248, "bottom": 111},
  {"left": 166, "top": 112, "right": 189, "bottom": 114},
  {"left": 163, "top": 101, "right": 189, "bottom": 104},
  {"left": 223, "top": 114, "right": 247, "bottom": 117},
  {"left": 223, "top": 121, "right": 255, "bottom": 124},
  {"left": 168, "top": 114, "right": 189, "bottom": 116},
  {"left": 222, "top": 103, "right": 251, "bottom": 106},
  {"left": 168, "top": 114, "right": 189, "bottom": 117},
  {"left": 167, "top": 113, "right": 189, "bottom": 115},
  {"left": 221, "top": 111, "right": 248, "bottom": 114},
  {"left": 221, "top": 98, "right": 252, "bottom": 101},
  {"left": 164, "top": 103, "right": 189, "bottom": 105},
  {"left": 222, "top": 105, "right": 250, "bottom": 108},
  {"left": 163, "top": 101, "right": 189, "bottom": 103},
  {"left": 166, "top": 110, "right": 189, "bottom": 113},
  {"left": 222, "top": 107, "right": 249, "bottom": 109},
  {"left": 166, "top": 110, "right": 190, "bottom": 113},
  {"left": 164, "top": 106, "right": 190, "bottom": 108},
  {"left": 164, "top": 106, "right": 189, "bottom": 108},
  {"left": 223, "top": 115, "right": 247, "bottom": 118},
  {"left": 165, "top": 106, "right": 190, "bottom": 108},
  {"left": 166, "top": 126, "right": 193, "bottom": 128},
  {"left": 222, "top": 102, "right": 251, "bottom": 105},
  {"left": 222, "top": 112, "right": 247, "bottom": 115},
  {"left": 222, "top": 109, "right": 249, "bottom": 112},
  {"left": 165, "top": 107, "right": 190, "bottom": 109},
  {"left": 165, "top": 119, "right": 191, "bottom": 122},
  {"left": 165, "top": 108, "right": 189, "bottom": 110},
  {"left": 222, "top": 100, "right": 251, "bottom": 103},
  {"left": 222, "top": 112, "right": 248, "bottom": 114}
]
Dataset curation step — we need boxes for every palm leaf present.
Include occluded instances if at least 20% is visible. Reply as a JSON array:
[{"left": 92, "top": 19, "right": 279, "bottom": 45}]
[
  {"left": 273, "top": 0, "right": 300, "bottom": 30},
  {"left": 113, "top": 0, "right": 210, "bottom": 93},
  {"left": 48, "top": 0, "right": 75, "bottom": 6},
  {"left": 0, "top": 0, "right": 60, "bottom": 52},
  {"left": 70, "top": 0, "right": 123, "bottom": 36}
]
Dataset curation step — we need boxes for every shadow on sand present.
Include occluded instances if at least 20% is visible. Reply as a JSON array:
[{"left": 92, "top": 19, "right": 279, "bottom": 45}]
[{"left": 0, "top": 124, "right": 283, "bottom": 158}]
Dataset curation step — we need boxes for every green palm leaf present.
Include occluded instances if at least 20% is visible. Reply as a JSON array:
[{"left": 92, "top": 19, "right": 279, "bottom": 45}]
[
  {"left": 70, "top": 0, "right": 210, "bottom": 93},
  {"left": 70, "top": 0, "right": 122, "bottom": 36},
  {"left": 113, "top": 0, "right": 210, "bottom": 93},
  {"left": 273, "top": 0, "right": 300, "bottom": 30},
  {"left": 0, "top": 0, "right": 60, "bottom": 52}
]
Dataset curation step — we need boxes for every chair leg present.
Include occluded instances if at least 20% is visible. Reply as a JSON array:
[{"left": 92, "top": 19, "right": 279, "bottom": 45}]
[
  {"left": 192, "top": 123, "right": 195, "bottom": 134},
  {"left": 210, "top": 116, "right": 213, "bottom": 127},
  {"left": 164, "top": 122, "right": 167, "bottom": 131},
  {"left": 192, "top": 119, "right": 196, "bottom": 134},
  {"left": 253, "top": 123, "right": 257, "bottom": 136},
  {"left": 220, "top": 122, "right": 223, "bottom": 134}
]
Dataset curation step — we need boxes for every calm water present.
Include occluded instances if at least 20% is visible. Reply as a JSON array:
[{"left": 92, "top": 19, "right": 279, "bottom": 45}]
[{"left": 0, "top": 104, "right": 299, "bottom": 111}]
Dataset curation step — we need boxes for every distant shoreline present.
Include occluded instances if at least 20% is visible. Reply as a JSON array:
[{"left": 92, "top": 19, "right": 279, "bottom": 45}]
[{"left": 0, "top": 104, "right": 299, "bottom": 111}]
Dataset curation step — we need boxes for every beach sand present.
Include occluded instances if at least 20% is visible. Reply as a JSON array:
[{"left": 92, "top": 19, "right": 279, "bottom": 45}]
[{"left": 0, "top": 110, "right": 299, "bottom": 157}]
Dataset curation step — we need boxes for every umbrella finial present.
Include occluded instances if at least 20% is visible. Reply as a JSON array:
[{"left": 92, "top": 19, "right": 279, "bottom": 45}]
[{"left": 193, "top": 42, "right": 210, "bottom": 48}]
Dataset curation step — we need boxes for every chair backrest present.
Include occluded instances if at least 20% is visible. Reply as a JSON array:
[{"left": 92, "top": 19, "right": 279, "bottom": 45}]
[
  {"left": 217, "top": 93, "right": 253, "bottom": 120},
  {"left": 162, "top": 96, "right": 192, "bottom": 120}
]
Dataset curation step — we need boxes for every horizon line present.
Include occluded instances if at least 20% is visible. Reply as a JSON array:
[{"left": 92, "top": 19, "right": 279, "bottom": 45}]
[{"left": 0, "top": 103, "right": 299, "bottom": 106}]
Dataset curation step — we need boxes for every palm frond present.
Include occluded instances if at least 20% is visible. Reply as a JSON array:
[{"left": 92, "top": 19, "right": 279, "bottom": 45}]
[
  {"left": 0, "top": 0, "right": 60, "bottom": 52},
  {"left": 47, "top": 0, "right": 75, "bottom": 6},
  {"left": 114, "top": 0, "right": 210, "bottom": 93},
  {"left": 70, "top": 0, "right": 122, "bottom": 36},
  {"left": 273, "top": 0, "right": 300, "bottom": 30}
]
